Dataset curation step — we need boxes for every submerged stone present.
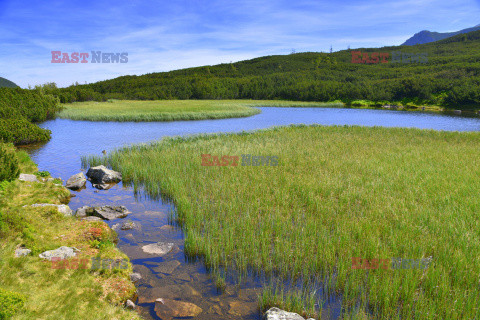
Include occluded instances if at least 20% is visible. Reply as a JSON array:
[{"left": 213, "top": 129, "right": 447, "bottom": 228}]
[
  {"left": 141, "top": 242, "right": 174, "bottom": 256},
  {"left": 138, "top": 284, "right": 200, "bottom": 304},
  {"left": 154, "top": 298, "right": 202, "bottom": 319},
  {"left": 153, "top": 260, "right": 181, "bottom": 274}
]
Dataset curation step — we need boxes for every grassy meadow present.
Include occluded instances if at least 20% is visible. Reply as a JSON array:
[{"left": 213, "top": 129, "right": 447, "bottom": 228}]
[
  {"left": 58, "top": 100, "right": 343, "bottom": 122},
  {"left": 83, "top": 125, "right": 480, "bottom": 319},
  {"left": 0, "top": 149, "right": 140, "bottom": 320}
]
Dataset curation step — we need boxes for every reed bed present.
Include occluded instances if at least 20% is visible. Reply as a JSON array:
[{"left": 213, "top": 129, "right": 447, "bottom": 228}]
[
  {"left": 83, "top": 125, "right": 480, "bottom": 319},
  {"left": 59, "top": 100, "right": 343, "bottom": 122}
]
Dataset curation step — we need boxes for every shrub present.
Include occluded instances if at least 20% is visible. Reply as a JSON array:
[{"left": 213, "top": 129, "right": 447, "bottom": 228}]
[
  {"left": 0, "top": 118, "right": 51, "bottom": 145},
  {"left": 35, "top": 171, "right": 50, "bottom": 178},
  {"left": 0, "top": 288, "right": 26, "bottom": 319},
  {"left": 0, "top": 87, "right": 60, "bottom": 145},
  {"left": 0, "top": 143, "right": 19, "bottom": 182},
  {"left": 0, "top": 88, "right": 61, "bottom": 122}
]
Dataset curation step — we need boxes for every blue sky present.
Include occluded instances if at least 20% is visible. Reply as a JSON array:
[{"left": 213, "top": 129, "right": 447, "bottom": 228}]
[{"left": 1, "top": 0, "right": 479, "bottom": 88}]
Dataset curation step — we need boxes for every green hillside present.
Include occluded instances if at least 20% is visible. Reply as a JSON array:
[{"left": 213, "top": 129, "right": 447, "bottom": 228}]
[
  {"left": 52, "top": 30, "right": 480, "bottom": 109},
  {"left": 0, "top": 77, "right": 18, "bottom": 88}
]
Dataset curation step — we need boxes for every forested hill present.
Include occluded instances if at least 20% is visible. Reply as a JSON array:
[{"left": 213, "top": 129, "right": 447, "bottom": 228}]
[
  {"left": 52, "top": 30, "right": 480, "bottom": 109},
  {"left": 0, "top": 77, "right": 18, "bottom": 88}
]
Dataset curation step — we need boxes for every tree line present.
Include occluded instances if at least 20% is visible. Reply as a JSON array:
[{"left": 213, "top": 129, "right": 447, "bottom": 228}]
[{"left": 40, "top": 30, "right": 480, "bottom": 109}]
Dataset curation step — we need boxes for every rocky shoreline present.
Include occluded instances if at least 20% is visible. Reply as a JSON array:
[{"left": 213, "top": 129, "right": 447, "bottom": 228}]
[{"left": 13, "top": 165, "right": 316, "bottom": 319}]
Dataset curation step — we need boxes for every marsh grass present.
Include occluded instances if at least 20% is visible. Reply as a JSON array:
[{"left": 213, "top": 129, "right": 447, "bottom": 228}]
[
  {"left": 83, "top": 125, "right": 480, "bottom": 319},
  {"left": 0, "top": 150, "right": 139, "bottom": 320},
  {"left": 58, "top": 100, "right": 343, "bottom": 122}
]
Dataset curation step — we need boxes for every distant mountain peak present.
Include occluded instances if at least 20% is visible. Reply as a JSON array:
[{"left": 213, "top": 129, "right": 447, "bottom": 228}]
[
  {"left": 0, "top": 77, "right": 18, "bottom": 88},
  {"left": 402, "top": 24, "right": 480, "bottom": 45}
]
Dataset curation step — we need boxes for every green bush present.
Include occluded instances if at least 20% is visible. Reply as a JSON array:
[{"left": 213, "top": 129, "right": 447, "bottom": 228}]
[
  {"left": 0, "top": 118, "right": 51, "bottom": 145},
  {"left": 0, "top": 288, "right": 26, "bottom": 319},
  {"left": 0, "top": 88, "right": 61, "bottom": 122},
  {"left": 35, "top": 171, "right": 50, "bottom": 178},
  {"left": 0, "top": 144, "right": 19, "bottom": 182},
  {"left": 0, "top": 87, "right": 60, "bottom": 145}
]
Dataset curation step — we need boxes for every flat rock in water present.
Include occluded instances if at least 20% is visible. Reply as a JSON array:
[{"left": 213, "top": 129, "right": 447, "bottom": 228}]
[
  {"left": 138, "top": 284, "right": 200, "bottom": 304},
  {"left": 159, "top": 224, "right": 174, "bottom": 231},
  {"left": 24, "top": 204, "right": 73, "bottom": 216},
  {"left": 142, "top": 242, "right": 174, "bottom": 256},
  {"left": 153, "top": 260, "right": 181, "bottom": 274},
  {"left": 175, "top": 273, "right": 191, "bottom": 281},
  {"left": 143, "top": 210, "right": 166, "bottom": 217},
  {"left": 65, "top": 172, "right": 86, "bottom": 190},
  {"left": 154, "top": 298, "right": 202, "bottom": 320},
  {"left": 18, "top": 173, "right": 39, "bottom": 182},
  {"left": 228, "top": 301, "right": 258, "bottom": 317},
  {"left": 132, "top": 264, "right": 152, "bottom": 278},
  {"left": 120, "top": 221, "right": 140, "bottom": 230},
  {"left": 208, "top": 305, "right": 223, "bottom": 316},
  {"left": 92, "top": 183, "right": 116, "bottom": 190},
  {"left": 86, "top": 165, "right": 122, "bottom": 184},
  {"left": 39, "top": 246, "right": 78, "bottom": 261},
  {"left": 264, "top": 307, "right": 309, "bottom": 320},
  {"left": 92, "top": 205, "right": 131, "bottom": 220}
]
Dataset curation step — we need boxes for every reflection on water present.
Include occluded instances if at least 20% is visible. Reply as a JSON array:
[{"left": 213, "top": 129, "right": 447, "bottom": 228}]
[{"left": 19, "top": 107, "right": 480, "bottom": 319}]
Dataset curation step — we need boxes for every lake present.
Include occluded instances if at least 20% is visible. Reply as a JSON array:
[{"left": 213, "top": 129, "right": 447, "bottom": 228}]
[{"left": 21, "top": 107, "right": 480, "bottom": 319}]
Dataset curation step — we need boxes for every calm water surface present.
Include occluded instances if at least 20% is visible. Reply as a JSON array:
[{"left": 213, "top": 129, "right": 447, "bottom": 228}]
[{"left": 21, "top": 107, "right": 480, "bottom": 319}]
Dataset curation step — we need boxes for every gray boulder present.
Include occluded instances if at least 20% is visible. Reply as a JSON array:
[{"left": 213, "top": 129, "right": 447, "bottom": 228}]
[
  {"left": 65, "top": 172, "right": 86, "bottom": 190},
  {"left": 86, "top": 165, "right": 122, "bottom": 184},
  {"left": 92, "top": 205, "right": 131, "bottom": 220},
  {"left": 75, "top": 205, "right": 94, "bottom": 217},
  {"left": 264, "top": 307, "right": 309, "bottom": 320},
  {"left": 130, "top": 273, "right": 142, "bottom": 282},
  {"left": 125, "top": 299, "right": 136, "bottom": 310},
  {"left": 24, "top": 204, "right": 73, "bottom": 216},
  {"left": 39, "top": 246, "right": 79, "bottom": 261},
  {"left": 14, "top": 248, "right": 31, "bottom": 257},
  {"left": 18, "top": 173, "right": 39, "bottom": 182}
]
